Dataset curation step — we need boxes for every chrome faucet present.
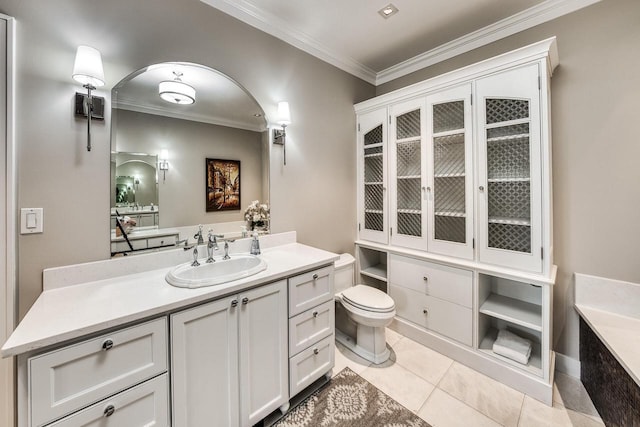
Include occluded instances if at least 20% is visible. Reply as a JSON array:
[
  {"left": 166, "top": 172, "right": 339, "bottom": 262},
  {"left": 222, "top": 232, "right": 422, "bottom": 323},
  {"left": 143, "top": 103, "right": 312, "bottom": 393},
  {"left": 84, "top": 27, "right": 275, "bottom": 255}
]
[
  {"left": 191, "top": 246, "right": 200, "bottom": 267},
  {"left": 194, "top": 225, "right": 204, "bottom": 245},
  {"left": 250, "top": 232, "right": 261, "bottom": 255},
  {"left": 206, "top": 230, "right": 218, "bottom": 263},
  {"left": 223, "top": 241, "right": 231, "bottom": 260}
]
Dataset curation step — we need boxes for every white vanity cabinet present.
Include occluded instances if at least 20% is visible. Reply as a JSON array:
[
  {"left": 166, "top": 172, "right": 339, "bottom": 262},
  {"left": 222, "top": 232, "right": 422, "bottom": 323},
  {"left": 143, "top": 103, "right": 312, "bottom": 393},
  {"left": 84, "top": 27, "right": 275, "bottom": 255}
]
[
  {"left": 28, "top": 318, "right": 168, "bottom": 427},
  {"left": 171, "top": 280, "right": 288, "bottom": 427}
]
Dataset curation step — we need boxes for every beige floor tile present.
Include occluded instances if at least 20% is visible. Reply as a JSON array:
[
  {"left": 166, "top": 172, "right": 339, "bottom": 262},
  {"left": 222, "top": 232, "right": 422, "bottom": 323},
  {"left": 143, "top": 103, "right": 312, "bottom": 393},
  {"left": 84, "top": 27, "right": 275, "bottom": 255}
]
[
  {"left": 392, "top": 336, "right": 453, "bottom": 385},
  {"left": 385, "top": 327, "right": 404, "bottom": 347},
  {"left": 438, "top": 362, "right": 524, "bottom": 427},
  {"left": 359, "top": 361, "right": 435, "bottom": 412},
  {"left": 519, "top": 395, "right": 604, "bottom": 427},
  {"left": 417, "top": 388, "right": 501, "bottom": 427},
  {"left": 333, "top": 341, "right": 370, "bottom": 376}
]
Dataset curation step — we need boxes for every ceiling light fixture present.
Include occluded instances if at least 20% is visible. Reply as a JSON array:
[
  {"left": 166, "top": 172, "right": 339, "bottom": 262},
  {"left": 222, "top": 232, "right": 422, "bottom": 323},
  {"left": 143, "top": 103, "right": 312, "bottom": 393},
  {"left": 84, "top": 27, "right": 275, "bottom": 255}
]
[
  {"left": 378, "top": 3, "right": 399, "bottom": 19},
  {"left": 159, "top": 71, "right": 196, "bottom": 105}
]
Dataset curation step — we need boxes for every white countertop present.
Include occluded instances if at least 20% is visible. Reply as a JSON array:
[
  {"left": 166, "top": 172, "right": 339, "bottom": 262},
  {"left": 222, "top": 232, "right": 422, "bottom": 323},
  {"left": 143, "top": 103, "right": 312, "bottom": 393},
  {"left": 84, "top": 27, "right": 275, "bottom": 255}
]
[
  {"left": 1, "top": 241, "right": 339, "bottom": 358},
  {"left": 574, "top": 273, "right": 640, "bottom": 387}
]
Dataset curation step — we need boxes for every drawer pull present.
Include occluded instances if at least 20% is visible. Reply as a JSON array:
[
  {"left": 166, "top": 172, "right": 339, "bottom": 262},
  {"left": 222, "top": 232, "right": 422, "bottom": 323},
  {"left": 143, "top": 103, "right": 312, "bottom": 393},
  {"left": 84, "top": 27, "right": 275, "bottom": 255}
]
[
  {"left": 102, "top": 339, "right": 114, "bottom": 351},
  {"left": 103, "top": 405, "right": 115, "bottom": 417},
  {"left": 313, "top": 348, "right": 319, "bottom": 355},
  {"left": 231, "top": 299, "right": 238, "bottom": 307},
  {"left": 423, "top": 276, "right": 428, "bottom": 282},
  {"left": 312, "top": 273, "right": 319, "bottom": 280},
  {"left": 423, "top": 309, "right": 429, "bottom": 315},
  {"left": 312, "top": 311, "right": 319, "bottom": 318},
  {"left": 242, "top": 297, "right": 249, "bottom": 305}
]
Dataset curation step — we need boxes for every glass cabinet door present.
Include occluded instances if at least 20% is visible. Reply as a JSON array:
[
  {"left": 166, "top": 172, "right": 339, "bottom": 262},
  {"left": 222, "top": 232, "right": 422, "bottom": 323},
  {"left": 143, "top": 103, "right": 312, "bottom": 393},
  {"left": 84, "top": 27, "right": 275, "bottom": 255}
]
[
  {"left": 389, "top": 98, "right": 426, "bottom": 250},
  {"left": 476, "top": 64, "right": 542, "bottom": 272},
  {"left": 426, "top": 84, "right": 474, "bottom": 259},
  {"left": 358, "top": 108, "right": 388, "bottom": 244}
]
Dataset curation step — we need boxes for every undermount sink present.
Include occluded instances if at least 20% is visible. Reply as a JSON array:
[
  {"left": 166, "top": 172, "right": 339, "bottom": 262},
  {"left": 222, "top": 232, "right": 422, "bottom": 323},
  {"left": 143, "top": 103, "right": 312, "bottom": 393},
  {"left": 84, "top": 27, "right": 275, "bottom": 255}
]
[{"left": 166, "top": 254, "right": 267, "bottom": 288}]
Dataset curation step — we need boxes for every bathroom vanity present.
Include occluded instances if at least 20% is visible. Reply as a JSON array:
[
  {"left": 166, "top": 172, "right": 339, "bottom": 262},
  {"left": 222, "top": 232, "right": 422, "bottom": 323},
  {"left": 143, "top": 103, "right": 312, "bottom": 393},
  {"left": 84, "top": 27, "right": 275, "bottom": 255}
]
[{"left": 2, "top": 232, "right": 337, "bottom": 427}]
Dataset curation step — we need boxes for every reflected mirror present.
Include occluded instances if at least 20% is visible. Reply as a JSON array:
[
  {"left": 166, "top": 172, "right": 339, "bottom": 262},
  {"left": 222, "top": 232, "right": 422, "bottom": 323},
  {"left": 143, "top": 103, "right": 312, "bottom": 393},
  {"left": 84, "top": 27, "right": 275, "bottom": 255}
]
[{"left": 110, "top": 62, "right": 269, "bottom": 256}]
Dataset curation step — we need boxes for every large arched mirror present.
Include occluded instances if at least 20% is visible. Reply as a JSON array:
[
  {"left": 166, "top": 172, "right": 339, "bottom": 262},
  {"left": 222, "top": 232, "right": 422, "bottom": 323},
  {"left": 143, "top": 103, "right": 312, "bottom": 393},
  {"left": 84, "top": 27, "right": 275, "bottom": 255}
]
[{"left": 110, "top": 62, "right": 269, "bottom": 256}]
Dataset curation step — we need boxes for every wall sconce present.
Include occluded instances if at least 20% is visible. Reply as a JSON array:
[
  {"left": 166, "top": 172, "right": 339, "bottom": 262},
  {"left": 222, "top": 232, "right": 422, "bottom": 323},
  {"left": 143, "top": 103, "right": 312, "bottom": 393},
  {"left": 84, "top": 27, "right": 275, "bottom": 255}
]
[
  {"left": 273, "top": 101, "right": 291, "bottom": 165},
  {"left": 159, "top": 149, "right": 169, "bottom": 182},
  {"left": 72, "top": 46, "right": 105, "bottom": 152}
]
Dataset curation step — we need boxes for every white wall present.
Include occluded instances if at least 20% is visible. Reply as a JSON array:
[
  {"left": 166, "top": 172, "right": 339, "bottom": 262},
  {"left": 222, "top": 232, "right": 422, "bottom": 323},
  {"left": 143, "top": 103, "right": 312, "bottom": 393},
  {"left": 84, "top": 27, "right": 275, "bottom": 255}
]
[
  {"left": 378, "top": 0, "right": 640, "bottom": 361},
  {"left": 0, "top": 0, "right": 374, "bottom": 317}
]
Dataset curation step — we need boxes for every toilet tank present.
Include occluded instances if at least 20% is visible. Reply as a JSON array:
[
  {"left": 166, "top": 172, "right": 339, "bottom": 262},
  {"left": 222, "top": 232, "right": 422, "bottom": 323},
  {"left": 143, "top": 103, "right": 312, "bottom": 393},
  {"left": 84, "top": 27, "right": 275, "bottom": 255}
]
[{"left": 334, "top": 253, "right": 355, "bottom": 293}]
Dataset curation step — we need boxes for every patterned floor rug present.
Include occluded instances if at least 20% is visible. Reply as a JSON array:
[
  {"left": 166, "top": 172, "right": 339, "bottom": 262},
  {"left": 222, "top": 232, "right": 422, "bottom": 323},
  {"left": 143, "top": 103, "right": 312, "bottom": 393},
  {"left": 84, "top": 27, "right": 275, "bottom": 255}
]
[{"left": 275, "top": 367, "right": 431, "bottom": 427}]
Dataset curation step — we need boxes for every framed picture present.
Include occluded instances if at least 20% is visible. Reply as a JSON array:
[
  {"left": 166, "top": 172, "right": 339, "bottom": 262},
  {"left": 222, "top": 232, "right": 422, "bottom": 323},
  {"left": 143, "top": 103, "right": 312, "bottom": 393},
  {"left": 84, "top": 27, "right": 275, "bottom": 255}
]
[{"left": 206, "top": 158, "right": 241, "bottom": 212}]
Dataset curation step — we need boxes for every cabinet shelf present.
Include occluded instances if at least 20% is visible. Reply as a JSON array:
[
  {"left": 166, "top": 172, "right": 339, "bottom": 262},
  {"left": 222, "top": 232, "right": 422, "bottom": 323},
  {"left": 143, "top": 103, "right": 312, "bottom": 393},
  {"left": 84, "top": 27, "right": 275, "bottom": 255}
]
[
  {"left": 397, "top": 175, "right": 421, "bottom": 180},
  {"left": 433, "top": 128, "right": 465, "bottom": 138},
  {"left": 364, "top": 182, "right": 383, "bottom": 186},
  {"left": 435, "top": 173, "right": 465, "bottom": 178},
  {"left": 487, "top": 133, "right": 529, "bottom": 143},
  {"left": 360, "top": 264, "right": 388, "bottom": 282},
  {"left": 479, "top": 328, "right": 542, "bottom": 376},
  {"left": 397, "top": 209, "right": 421, "bottom": 214},
  {"left": 364, "top": 153, "right": 383, "bottom": 158},
  {"left": 486, "top": 118, "right": 529, "bottom": 129},
  {"left": 488, "top": 177, "right": 530, "bottom": 183},
  {"left": 364, "top": 209, "right": 383, "bottom": 214},
  {"left": 396, "top": 137, "right": 421, "bottom": 145},
  {"left": 488, "top": 217, "right": 530, "bottom": 226},
  {"left": 435, "top": 211, "right": 466, "bottom": 218},
  {"left": 364, "top": 142, "right": 384, "bottom": 149},
  {"left": 479, "top": 294, "right": 542, "bottom": 331}
]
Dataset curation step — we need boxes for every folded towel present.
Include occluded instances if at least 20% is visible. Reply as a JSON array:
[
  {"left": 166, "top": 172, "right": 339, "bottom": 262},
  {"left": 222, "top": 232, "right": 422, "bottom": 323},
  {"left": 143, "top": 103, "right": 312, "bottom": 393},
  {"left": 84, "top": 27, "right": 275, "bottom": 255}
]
[{"left": 492, "top": 329, "right": 532, "bottom": 365}]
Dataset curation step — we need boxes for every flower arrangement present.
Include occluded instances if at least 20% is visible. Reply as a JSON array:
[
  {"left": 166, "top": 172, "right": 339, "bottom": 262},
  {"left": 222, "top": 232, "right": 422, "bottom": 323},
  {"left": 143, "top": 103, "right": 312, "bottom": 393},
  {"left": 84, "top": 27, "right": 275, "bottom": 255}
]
[
  {"left": 244, "top": 200, "right": 270, "bottom": 230},
  {"left": 115, "top": 215, "right": 137, "bottom": 237}
]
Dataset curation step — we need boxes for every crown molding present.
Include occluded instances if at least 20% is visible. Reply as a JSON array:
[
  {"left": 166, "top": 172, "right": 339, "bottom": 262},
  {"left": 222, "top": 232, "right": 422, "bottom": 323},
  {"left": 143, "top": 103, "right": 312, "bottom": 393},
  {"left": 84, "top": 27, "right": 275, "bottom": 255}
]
[
  {"left": 376, "top": 0, "right": 601, "bottom": 85},
  {"left": 199, "top": 0, "right": 377, "bottom": 84},
  {"left": 200, "top": 0, "right": 600, "bottom": 87},
  {"left": 113, "top": 100, "right": 267, "bottom": 132}
]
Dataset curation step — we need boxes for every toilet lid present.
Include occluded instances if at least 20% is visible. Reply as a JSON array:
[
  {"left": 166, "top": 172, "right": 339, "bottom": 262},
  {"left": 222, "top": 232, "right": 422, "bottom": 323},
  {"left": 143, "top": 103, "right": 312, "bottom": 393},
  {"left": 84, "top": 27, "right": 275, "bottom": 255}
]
[{"left": 341, "top": 285, "right": 395, "bottom": 313}]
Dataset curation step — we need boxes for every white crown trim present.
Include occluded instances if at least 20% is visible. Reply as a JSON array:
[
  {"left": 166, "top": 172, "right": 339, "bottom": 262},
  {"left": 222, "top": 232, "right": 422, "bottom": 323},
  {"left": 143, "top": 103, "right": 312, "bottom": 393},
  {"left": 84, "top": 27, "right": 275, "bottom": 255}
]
[{"left": 200, "top": 0, "right": 600, "bottom": 86}]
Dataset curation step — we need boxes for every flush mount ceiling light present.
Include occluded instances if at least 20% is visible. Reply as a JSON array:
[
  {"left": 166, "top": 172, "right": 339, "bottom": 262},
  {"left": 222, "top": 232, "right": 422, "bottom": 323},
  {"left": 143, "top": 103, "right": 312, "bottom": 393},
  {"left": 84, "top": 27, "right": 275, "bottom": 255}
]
[
  {"left": 378, "top": 3, "right": 399, "bottom": 19},
  {"left": 159, "top": 71, "right": 196, "bottom": 105}
]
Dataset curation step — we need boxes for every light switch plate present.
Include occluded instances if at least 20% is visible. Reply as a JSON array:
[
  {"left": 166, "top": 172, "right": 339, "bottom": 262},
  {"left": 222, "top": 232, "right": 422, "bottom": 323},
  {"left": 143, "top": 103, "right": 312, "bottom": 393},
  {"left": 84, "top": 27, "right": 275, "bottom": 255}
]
[{"left": 21, "top": 208, "right": 43, "bottom": 234}]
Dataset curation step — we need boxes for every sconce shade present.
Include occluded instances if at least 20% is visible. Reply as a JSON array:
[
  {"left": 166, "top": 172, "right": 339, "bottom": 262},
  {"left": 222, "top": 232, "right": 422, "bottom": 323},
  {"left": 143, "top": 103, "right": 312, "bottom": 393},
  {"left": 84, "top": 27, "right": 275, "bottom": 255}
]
[
  {"left": 72, "top": 46, "right": 105, "bottom": 87},
  {"left": 276, "top": 101, "right": 291, "bottom": 126},
  {"left": 160, "top": 149, "right": 169, "bottom": 160},
  {"left": 159, "top": 80, "right": 196, "bottom": 105}
]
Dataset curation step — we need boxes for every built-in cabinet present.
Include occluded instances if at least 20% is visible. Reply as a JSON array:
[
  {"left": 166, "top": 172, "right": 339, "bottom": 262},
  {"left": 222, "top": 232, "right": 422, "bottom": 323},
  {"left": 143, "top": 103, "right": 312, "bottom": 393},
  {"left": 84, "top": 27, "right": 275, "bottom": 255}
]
[{"left": 354, "top": 38, "right": 558, "bottom": 404}]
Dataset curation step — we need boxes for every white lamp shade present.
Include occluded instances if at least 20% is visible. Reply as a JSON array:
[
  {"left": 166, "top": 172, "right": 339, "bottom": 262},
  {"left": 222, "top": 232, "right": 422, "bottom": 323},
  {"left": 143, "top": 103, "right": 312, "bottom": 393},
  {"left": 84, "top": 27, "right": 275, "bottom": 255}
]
[
  {"left": 160, "top": 149, "right": 169, "bottom": 160},
  {"left": 72, "top": 46, "right": 105, "bottom": 87},
  {"left": 159, "top": 80, "right": 196, "bottom": 105},
  {"left": 276, "top": 101, "right": 291, "bottom": 125}
]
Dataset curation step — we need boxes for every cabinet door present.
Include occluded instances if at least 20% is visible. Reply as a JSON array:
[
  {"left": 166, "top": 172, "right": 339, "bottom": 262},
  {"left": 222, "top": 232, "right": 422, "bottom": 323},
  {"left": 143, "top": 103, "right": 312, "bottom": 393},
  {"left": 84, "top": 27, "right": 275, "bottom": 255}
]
[
  {"left": 476, "top": 64, "right": 543, "bottom": 272},
  {"left": 170, "top": 296, "right": 239, "bottom": 427},
  {"left": 426, "top": 84, "right": 474, "bottom": 259},
  {"left": 239, "top": 280, "right": 288, "bottom": 426},
  {"left": 389, "top": 98, "right": 427, "bottom": 250},
  {"left": 357, "top": 108, "right": 388, "bottom": 244}
]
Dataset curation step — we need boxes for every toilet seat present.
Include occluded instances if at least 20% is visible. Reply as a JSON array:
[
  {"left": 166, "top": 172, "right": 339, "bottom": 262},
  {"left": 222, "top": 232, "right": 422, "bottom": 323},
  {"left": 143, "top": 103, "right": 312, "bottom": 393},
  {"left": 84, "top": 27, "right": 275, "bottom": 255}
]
[{"left": 341, "top": 285, "right": 395, "bottom": 313}]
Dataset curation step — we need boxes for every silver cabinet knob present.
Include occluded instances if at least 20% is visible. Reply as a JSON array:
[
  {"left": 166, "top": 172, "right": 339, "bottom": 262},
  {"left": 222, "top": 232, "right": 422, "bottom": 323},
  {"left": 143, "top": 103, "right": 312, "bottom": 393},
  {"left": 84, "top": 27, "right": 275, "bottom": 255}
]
[
  {"left": 312, "top": 311, "right": 319, "bottom": 318},
  {"left": 423, "top": 276, "right": 428, "bottom": 282},
  {"left": 426, "top": 186, "right": 432, "bottom": 192},
  {"left": 242, "top": 297, "right": 249, "bottom": 305},
  {"left": 102, "top": 339, "right": 114, "bottom": 351},
  {"left": 479, "top": 186, "right": 485, "bottom": 192},
  {"left": 231, "top": 299, "right": 238, "bottom": 308},
  {"left": 423, "top": 309, "right": 429, "bottom": 315},
  {"left": 312, "top": 274, "right": 319, "bottom": 280},
  {"left": 313, "top": 348, "right": 319, "bottom": 355},
  {"left": 103, "top": 405, "right": 115, "bottom": 417}
]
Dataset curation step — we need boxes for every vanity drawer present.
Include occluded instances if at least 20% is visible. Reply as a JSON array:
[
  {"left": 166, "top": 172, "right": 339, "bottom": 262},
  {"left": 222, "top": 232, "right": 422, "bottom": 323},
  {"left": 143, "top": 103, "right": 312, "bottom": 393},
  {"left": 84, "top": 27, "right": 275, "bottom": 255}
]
[
  {"left": 289, "top": 335, "right": 334, "bottom": 396},
  {"left": 288, "top": 265, "right": 334, "bottom": 317},
  {"left": 47, "top": 374, "right": 169, "bottom": 426},
  {"left": 111, "top": 239, "right": 147, "bottom": 252},
  {"left": 389, "top": 254, "right": 472, "bottom": 308},
  {"left": 390, "top": 285, "right": 472, "bottom": 346},
  {"left": 147, "top": 235, "right": 177, "bottom": 248},
  {"left": 29, "top": 318, "right": 168, "bottom": 427},
  {"left": 289, "top": 300, "right": 334, "bottom": 357}
]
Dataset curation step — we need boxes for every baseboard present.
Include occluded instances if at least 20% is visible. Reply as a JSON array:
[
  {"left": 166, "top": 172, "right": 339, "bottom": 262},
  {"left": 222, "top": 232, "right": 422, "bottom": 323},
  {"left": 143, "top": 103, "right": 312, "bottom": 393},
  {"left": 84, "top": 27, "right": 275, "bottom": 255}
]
[{"left": 555, "top": 352, "right": 581, "bottom": 378}]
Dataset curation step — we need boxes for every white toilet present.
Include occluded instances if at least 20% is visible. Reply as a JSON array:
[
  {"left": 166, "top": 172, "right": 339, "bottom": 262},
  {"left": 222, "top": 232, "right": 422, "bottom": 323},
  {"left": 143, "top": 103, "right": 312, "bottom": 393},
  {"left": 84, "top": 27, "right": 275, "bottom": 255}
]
[{"left": 334, "top": 254, "right": 396, "bottom": 364}]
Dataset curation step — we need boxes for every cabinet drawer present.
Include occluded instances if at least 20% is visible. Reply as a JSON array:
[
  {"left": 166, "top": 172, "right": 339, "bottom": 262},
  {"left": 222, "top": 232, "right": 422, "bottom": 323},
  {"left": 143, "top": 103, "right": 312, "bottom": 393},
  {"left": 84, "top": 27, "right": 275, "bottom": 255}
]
[
  {"left": 390, "top": 285, "right": 472, "bottom": 346},
  {"left": 29, "top": 318, "right": 168, "bottom": 427},
  {"left": 48, "top": 374, "right": 169, "bottom": 426},
  {"left": 288, "top": 266, "right": 334, "bottom": 317},
  {"left": 147, "top": 235, "right": 177, "bottom": 248},
  {"left": 289, "top": 335, "right": 334, "bottom": 396},
  {"left": 289, "top": 300, "right": 334, "bottom": 357},
  {"left": 112, "top": 239, "right": 147, "bottom": 252},
  {"left": 389, "top": 254, "right": 472, "bottom": 308}
]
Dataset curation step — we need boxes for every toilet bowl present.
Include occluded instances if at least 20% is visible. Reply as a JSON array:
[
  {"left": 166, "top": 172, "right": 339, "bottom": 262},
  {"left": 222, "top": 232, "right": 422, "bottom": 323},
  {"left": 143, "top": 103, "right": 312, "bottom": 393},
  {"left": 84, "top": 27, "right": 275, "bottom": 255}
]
[{"left": 334, "top": 254, "right": 396, "bottom": 364}]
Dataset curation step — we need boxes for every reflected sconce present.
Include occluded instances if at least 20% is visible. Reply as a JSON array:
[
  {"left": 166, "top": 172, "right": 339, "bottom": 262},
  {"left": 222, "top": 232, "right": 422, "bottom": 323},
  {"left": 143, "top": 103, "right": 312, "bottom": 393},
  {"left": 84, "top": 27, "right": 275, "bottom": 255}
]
[
  {"left": 72, "top": 46, "right": 105, "bottom": 152},
  {"left": 273, "top": 101, "right": 291, "bottom": 165},
  {"left": 159, "top": 149, "right": 169, "bottom": 182},
  {"left": 159, "top": 72, "right": 196, "bottom": 105}
]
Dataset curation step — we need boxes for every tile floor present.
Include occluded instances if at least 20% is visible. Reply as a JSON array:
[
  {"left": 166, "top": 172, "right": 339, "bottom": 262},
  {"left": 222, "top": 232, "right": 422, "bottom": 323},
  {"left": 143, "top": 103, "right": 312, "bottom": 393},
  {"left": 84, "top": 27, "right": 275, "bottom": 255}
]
[{"left": 333, "top": 328, "right": 605, "bottom": 427}]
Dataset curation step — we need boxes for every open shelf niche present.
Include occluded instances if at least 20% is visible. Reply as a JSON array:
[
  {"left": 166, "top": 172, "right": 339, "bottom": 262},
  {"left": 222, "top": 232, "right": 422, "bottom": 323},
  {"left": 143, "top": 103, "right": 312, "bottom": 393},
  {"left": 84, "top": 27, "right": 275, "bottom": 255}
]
[
  {"left": 357, "top": 246, "right": 388, "bottom": 293},
  {"left": 477, "top": 273, "right": 543, "bottom": 376}
]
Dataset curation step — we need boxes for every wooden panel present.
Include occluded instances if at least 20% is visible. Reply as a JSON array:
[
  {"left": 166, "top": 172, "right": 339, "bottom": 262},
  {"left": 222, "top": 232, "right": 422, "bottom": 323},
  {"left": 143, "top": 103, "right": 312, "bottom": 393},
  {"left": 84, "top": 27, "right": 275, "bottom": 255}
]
[
  {"left": 288, "top": 266, "right": 334, "bottom": 317},
  {"left": 289, "top": 300, "right": 334, "bottom": 357},
  {"left": 29, "top": 318, "right": 167, "bottom": 427}
]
